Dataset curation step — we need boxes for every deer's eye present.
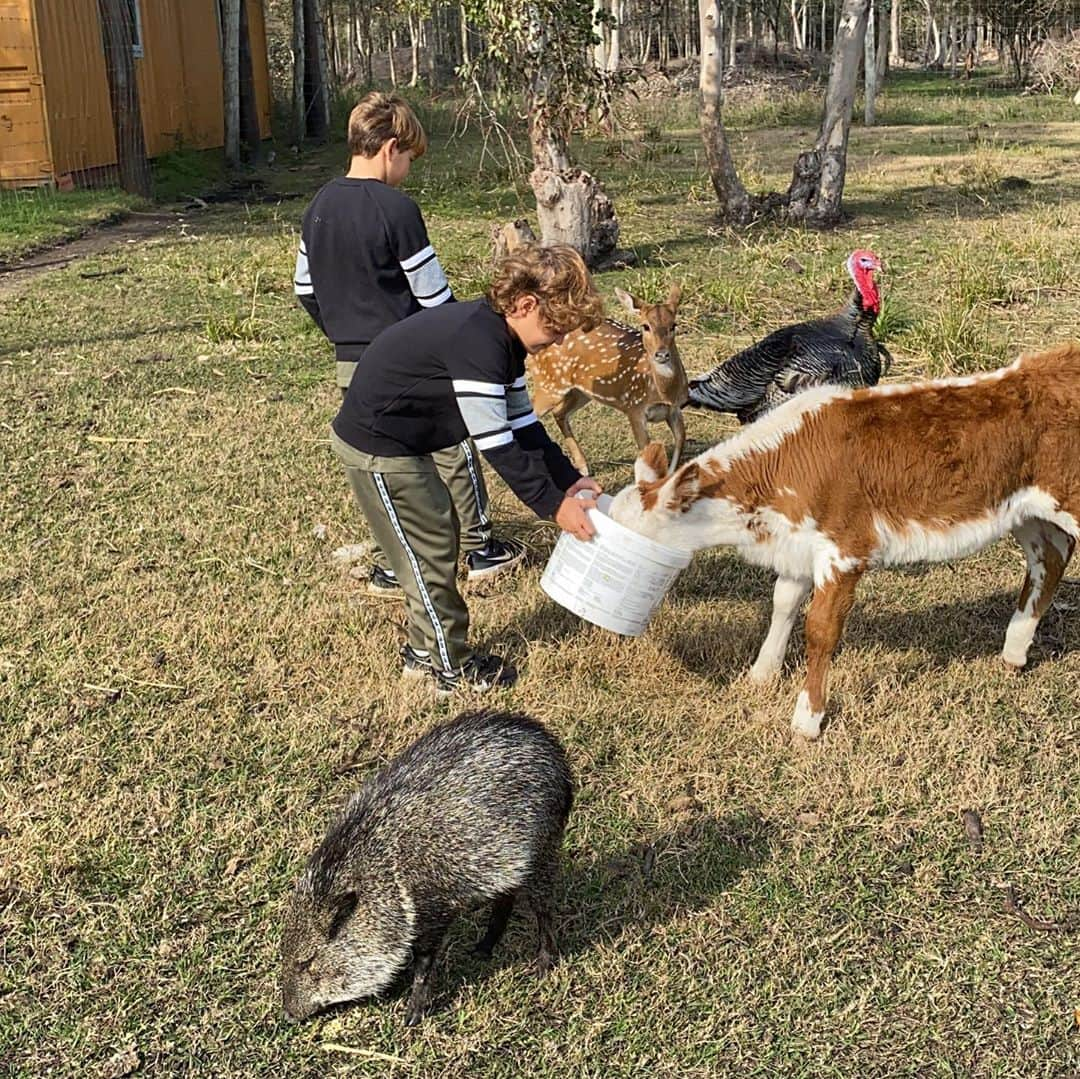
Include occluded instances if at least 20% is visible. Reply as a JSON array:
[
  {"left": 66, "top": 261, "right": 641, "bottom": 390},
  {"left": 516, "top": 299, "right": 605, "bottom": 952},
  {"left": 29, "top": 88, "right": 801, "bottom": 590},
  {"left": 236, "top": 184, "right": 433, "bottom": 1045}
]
[{"left": 642, "top": 323, "right": 651, "bottom": 332}]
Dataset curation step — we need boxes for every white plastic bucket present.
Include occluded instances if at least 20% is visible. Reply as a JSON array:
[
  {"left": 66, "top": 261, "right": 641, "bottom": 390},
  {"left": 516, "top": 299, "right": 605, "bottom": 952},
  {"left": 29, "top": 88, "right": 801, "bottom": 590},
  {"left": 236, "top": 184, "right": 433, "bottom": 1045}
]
[{"left": 540, "top": 493, "right": 692, "bottom": 636}]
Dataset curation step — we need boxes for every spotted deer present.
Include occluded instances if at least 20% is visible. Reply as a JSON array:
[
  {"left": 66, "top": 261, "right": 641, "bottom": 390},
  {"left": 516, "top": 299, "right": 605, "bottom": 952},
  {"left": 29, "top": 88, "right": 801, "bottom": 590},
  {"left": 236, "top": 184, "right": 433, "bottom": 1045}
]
[
  {"left": 528, "top": 285, "right": 687, "bottom": 476},
  {"left": 609, "top": 343, "right": 1080, "bottom": 739}
]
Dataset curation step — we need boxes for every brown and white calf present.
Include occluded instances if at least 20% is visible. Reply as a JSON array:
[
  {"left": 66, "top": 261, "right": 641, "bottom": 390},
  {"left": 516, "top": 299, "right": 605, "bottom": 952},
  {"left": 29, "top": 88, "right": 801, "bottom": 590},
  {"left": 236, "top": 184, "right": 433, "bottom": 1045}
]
[
  {"left": 609, "top": 342, "right": 1080, "bottom": 738},
  {"left": 529, "top": 285, "right": 688, "bottom": 476}
]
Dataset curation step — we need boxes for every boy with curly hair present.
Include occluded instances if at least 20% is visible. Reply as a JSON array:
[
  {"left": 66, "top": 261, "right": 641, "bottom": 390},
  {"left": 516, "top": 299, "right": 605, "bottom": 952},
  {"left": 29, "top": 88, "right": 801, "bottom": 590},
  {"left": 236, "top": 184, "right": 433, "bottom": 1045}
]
[{"left": 331, "top": 244, "right": 604, "bottom": 692}]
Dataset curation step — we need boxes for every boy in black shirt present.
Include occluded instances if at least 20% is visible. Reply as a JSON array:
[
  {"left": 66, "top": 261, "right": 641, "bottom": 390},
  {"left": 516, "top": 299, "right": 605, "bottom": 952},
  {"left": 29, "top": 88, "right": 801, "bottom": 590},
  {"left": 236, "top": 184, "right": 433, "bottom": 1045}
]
[
  {"left": 332, "top": 244, "right": 604, "bottom": 692},
  {"left": 295, "top": 92, "right": 522, "bottom": 587}
]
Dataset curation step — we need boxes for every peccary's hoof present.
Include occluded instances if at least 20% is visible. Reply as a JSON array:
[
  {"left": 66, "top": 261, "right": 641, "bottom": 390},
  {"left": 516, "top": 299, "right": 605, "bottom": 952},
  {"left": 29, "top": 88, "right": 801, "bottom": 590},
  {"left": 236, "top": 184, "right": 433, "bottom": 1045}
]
[
  {"left": 404, "top": 1006, "right": 425, "bottom": 1027},
  {"left": 533, "top": 952, "right": 556, "bottom": 977},
  {"left": 471, "top": 942, "right": 495, "bottom": 961}
]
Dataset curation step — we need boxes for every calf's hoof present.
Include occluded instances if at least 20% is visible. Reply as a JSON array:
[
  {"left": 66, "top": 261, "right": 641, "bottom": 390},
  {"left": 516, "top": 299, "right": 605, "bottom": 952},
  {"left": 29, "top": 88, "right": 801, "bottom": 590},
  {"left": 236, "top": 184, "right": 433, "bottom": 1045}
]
[
  {"left": 748, "top": 661, "right": 780, "bottom": 685},
  {"left": 790, "top": 691, "right": 823, "bottom": 740}
]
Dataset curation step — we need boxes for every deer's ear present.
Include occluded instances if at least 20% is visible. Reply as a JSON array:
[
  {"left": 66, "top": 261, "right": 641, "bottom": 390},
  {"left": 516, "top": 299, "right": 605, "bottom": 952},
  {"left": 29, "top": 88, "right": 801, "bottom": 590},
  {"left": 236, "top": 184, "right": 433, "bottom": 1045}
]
[
  {"left": 614, "top": 288, "right": 639, "bottom": 316},
  {"left": 635, "top": 441, "right": 668, "bottom": 485},
  {"left": 668, "top": 462, "right": 700, "bottom": 510},
  {"left": 666, "top": 283, "right": 682, "bottom": 309}
]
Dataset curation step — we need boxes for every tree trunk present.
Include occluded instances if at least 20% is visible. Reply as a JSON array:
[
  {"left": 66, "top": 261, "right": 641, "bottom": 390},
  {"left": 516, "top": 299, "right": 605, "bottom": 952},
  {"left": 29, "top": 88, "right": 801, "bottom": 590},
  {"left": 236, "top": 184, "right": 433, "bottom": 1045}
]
[
  {"left": 728, "top": 0, "right": 738, "bottom": 66},
  {"left": 238, "top": 0, "right": 264, "bottom": 163},
  {"left": 864, "top": 0, "right": 877, "bottom": 124},
  {"left": 875, "top": 0, "right": 889, "bottom": 82},
  {"left": 222, "top": 0, "right": 241, "bottom": 165},
  {"left": 785, "top": 0, "right": 869, "bottom": 226},
  {"left": 292, "top": 0, "right": 305, "bottom": 143},
  {"left": 699, "top": 0, "right": 752, "bottom": 222},
  {"left": 97, "top": 0, "right": 151, "bottom": 196},
  {"left": 889, "top": 0, "right": 901, "bottom": 62},
  {"left": 459, "top": 4, "right": 470, "bottom": 65},
  {"left": 304, "top": 0, "right": 331, "bottom": 138},
  {"left": 388, "top": 25, "right": 397, "bottom": 85},
  {"left": 593, "top": 0, "right": 608, "bottom": 69},
  {"left": 409, "top": 11, "right": 419, "bottom": 86},
  {"left": 525, "top": 17, "right": 619, "bottom": 264},
  {"left": 607, "top": 0, "right": 621, "bottom": 70}
]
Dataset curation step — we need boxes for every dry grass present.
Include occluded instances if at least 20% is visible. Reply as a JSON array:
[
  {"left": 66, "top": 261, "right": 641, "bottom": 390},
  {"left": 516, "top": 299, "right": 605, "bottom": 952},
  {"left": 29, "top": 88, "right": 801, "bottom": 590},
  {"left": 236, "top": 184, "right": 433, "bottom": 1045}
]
[{"left": 1, "top": 77, "right": 1078, "bottom": 1077}]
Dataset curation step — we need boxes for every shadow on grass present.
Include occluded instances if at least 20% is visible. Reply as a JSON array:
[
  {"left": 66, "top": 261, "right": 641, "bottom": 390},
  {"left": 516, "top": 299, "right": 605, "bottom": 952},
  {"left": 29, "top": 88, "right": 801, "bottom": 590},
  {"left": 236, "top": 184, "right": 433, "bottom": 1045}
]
[
  {"left": 0, "top": 320, "right": 204, "bottom": 358},
  {"left": 425, "top": 810, "right": 773, "bottom": 1019},
  {"left": 655, "top": 582, "right": 1077, "bottom": 692}
]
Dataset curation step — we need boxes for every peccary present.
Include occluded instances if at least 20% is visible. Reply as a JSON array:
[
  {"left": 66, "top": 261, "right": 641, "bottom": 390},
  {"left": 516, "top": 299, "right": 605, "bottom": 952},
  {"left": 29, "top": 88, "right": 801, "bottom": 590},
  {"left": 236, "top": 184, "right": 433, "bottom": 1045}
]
[{"left": 281, "top": 710, "right": 573, "bottom": 1025}]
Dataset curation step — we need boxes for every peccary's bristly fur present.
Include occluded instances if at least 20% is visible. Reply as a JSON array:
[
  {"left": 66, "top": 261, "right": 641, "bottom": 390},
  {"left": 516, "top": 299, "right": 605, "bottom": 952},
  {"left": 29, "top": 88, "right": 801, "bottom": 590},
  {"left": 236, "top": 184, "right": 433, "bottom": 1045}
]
[{"left": 281, "top": 711, "right": 573, "bottom": 1025}]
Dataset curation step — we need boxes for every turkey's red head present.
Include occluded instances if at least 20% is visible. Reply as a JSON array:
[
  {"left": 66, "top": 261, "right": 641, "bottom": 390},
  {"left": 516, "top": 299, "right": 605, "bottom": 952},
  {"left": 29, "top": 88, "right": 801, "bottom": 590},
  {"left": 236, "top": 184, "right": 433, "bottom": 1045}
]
[{"left": 846, "top": 249, "right": 882, "bottom": 314}]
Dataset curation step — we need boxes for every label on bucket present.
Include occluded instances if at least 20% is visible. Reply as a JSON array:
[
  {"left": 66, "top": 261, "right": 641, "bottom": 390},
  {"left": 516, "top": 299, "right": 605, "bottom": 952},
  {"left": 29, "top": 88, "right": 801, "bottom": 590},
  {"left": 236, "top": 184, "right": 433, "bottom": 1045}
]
[{"left": 540, "top": 500, "right": 691, "bottom": 637}]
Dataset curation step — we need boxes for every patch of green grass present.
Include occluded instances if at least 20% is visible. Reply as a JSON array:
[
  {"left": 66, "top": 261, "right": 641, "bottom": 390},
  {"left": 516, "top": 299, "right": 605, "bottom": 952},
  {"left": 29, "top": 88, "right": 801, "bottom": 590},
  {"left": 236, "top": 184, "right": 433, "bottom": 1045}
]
[
  {"left": 0, "top": 186, "right": 140, "bottom": 263},
  {"left": 151, "top": 146, "right": 228, "bottom": 204}
]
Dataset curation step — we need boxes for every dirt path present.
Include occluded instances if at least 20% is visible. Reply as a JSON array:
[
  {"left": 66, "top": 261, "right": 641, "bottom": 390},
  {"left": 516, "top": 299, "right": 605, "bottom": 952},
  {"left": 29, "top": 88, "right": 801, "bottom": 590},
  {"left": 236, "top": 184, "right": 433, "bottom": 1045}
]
[{"left": 0, "top": 211, "right": 177, "bottom": 299}]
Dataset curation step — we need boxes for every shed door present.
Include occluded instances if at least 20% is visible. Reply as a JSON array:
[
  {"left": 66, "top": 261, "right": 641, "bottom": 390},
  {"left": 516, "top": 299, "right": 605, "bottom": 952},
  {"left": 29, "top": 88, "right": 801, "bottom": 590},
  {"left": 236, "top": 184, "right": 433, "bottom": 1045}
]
[{"left": 0, "top": 1, "right": 52, "bottom": 184}]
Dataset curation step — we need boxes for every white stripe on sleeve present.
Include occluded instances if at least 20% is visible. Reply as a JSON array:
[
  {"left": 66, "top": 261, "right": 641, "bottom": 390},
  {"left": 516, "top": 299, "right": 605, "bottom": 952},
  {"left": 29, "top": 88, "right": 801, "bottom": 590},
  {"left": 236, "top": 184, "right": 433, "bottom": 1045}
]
[
  {"left": 452, "top": 379, "right": 505, "bottom": 396},
  {"left": 294, "top": 243, "right": 313, "bottom": 296},
  {"left": 400, "top": 244, "right": 435, "bottom": 271},
  {"left": 474, "top": 431, "right": 514, "bottom": 451},
  {"left": 509, "top": 411, "right": 539, "bottom": 430}
]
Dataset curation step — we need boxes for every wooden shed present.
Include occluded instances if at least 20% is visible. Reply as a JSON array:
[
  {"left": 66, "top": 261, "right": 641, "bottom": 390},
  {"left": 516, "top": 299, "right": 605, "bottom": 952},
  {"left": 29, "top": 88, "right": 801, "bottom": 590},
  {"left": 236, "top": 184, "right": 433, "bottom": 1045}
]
[{"left": 0, "top": 0, "right": 272, "bottom": 188}]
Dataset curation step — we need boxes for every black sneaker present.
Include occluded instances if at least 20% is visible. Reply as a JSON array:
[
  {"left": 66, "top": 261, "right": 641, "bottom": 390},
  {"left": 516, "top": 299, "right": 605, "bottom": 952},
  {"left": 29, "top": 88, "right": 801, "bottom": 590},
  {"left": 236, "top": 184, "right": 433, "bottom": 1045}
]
[
  {"left": 434, "top": 654, "right": 517, "bottom": 695},
  {"left": 465, "top": 539, "right": 526, "bottom": 581},
  {"left": 367, "top": 565, "right": 402, "bottom": 596},
  {"left": 400, "top": 643, "right": 436, "bottom": 680}
]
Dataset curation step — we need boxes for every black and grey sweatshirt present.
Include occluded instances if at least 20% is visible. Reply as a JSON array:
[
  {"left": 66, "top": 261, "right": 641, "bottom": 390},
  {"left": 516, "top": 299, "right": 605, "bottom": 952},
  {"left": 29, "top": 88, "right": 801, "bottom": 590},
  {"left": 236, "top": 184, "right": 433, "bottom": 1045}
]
[
  {"left": 294, "top": 177, "right": 453, "bottom": 360},
  {"left": 332, "top": 300, "right": 581, "bottom": 519}
]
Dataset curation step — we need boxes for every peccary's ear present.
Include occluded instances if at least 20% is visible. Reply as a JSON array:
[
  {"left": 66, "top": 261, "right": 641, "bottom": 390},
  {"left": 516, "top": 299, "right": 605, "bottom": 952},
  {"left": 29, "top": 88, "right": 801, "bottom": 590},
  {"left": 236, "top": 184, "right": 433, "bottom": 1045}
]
[
  {"left": 635, "top": 441, "right": 668, "bottom": 485},
  {"left": 328, "top": 891, "right": 358, "bottom": 940}
]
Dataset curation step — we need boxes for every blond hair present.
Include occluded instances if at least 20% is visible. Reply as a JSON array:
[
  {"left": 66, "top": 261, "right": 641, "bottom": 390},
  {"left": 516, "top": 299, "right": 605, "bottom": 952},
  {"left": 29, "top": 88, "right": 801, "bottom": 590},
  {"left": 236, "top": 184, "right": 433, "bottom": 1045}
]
[
  {"left": 488, "top": 244, "right": 604, "bottom": 335},
  {"left": 347, "top": 92, "right": 428, "bottom": 159}
]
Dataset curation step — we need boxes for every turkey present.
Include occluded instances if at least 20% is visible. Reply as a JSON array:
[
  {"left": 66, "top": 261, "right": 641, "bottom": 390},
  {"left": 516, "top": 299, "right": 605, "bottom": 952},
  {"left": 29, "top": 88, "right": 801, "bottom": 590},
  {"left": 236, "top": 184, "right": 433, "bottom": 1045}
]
[{"left": 686, "top": 250, "right": 892, "bottom": 423}]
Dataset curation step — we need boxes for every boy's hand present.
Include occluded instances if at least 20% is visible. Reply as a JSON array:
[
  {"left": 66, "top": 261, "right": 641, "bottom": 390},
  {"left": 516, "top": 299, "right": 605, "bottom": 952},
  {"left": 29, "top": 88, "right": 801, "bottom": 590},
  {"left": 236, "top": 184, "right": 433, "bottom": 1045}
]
[
  {"left": 554, "top": 494, "right": 596, "bottom": 541},
  {"left": 566, "top": 476, "right": 603, "bottom": 497}
]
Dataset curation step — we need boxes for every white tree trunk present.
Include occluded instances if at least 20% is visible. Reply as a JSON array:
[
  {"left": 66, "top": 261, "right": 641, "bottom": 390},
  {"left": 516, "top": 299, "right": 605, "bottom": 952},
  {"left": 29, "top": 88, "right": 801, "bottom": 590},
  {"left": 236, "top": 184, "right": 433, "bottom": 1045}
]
[
  {"left": 607, "top": 0, "right": 621, "bottom": 70},
  {"left": 459, "top": 4, "right": 470, "bottom": 64},
  {"left": 592, "top": 0, "right": 608, "bottom": 69},
  {"left": 699, "top": 0, "right": 751, "bottom": 221},
  {"left": 786, "top": 0, "right": 870, "bottom": 224},
  {"left": 889, "top": 0, "right": 901, "bottom": 62},
  {"left": 409, "top": 11, "right": 419, "bottom": 86},
  {"left": 864, "top": 0, "right": 877, "bottom": 125}
]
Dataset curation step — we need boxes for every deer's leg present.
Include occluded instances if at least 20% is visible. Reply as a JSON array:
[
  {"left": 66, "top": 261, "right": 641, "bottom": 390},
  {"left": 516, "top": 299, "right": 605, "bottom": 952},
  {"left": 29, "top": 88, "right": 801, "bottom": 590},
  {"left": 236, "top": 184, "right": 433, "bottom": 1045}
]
[
  {"left": 1003, "top": 519, "right": 1075, "bottom": 669},
  {"left": 794, "top": 569, "right": 862, "bottom": 739},
  {"left": 551, "top": 390, "right": 592, "bottom": 475},
  {"left": 750, "top": 576, "right": 812, "bottom": 683},
  {"left": 666, "top": 406, "right": 686, "bottom": 472},
  {"left": 627, "top": 407, "right": 651, "bottom": 455}
]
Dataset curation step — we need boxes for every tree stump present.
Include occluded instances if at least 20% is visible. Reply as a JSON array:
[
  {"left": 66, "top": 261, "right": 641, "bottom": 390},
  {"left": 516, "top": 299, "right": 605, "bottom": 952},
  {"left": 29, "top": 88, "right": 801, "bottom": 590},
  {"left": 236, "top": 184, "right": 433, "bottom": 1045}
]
[{"left": 529, "top": 166, "right": 620, "bottom": 268}]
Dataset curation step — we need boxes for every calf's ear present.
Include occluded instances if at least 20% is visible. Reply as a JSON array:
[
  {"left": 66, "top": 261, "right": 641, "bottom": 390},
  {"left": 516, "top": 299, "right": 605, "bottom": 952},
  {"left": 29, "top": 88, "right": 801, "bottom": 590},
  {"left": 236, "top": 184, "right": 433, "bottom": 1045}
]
[
  {"left": 668, "top": 462, "right": 701, "bottom": 510},
  {"left": 635, "top": 442, "right": 668, "bottom": 485}
]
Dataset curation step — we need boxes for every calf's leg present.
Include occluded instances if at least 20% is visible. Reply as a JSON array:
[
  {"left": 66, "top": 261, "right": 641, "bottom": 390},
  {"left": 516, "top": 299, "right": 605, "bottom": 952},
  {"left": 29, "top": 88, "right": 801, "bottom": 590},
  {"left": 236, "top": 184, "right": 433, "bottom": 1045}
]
[
  {"left": 1003, "top": 519, "right": 1075, "bottom": 669},
  {"left": 750, "top": 576, "right": 813, "bottom": 683},
  {"left": 794, "top": 569, "right": 862, "bottom": 739}
]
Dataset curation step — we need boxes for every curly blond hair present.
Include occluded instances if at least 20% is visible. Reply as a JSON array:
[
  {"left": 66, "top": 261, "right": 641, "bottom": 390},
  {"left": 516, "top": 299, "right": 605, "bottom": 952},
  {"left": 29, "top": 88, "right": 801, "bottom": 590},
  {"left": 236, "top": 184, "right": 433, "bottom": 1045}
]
[
  {"left": 347, "top": 92, "right": 427, "bottom": 159},
  {"left": 488, "top": 244, "right": 604, "bottom": 335}
]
